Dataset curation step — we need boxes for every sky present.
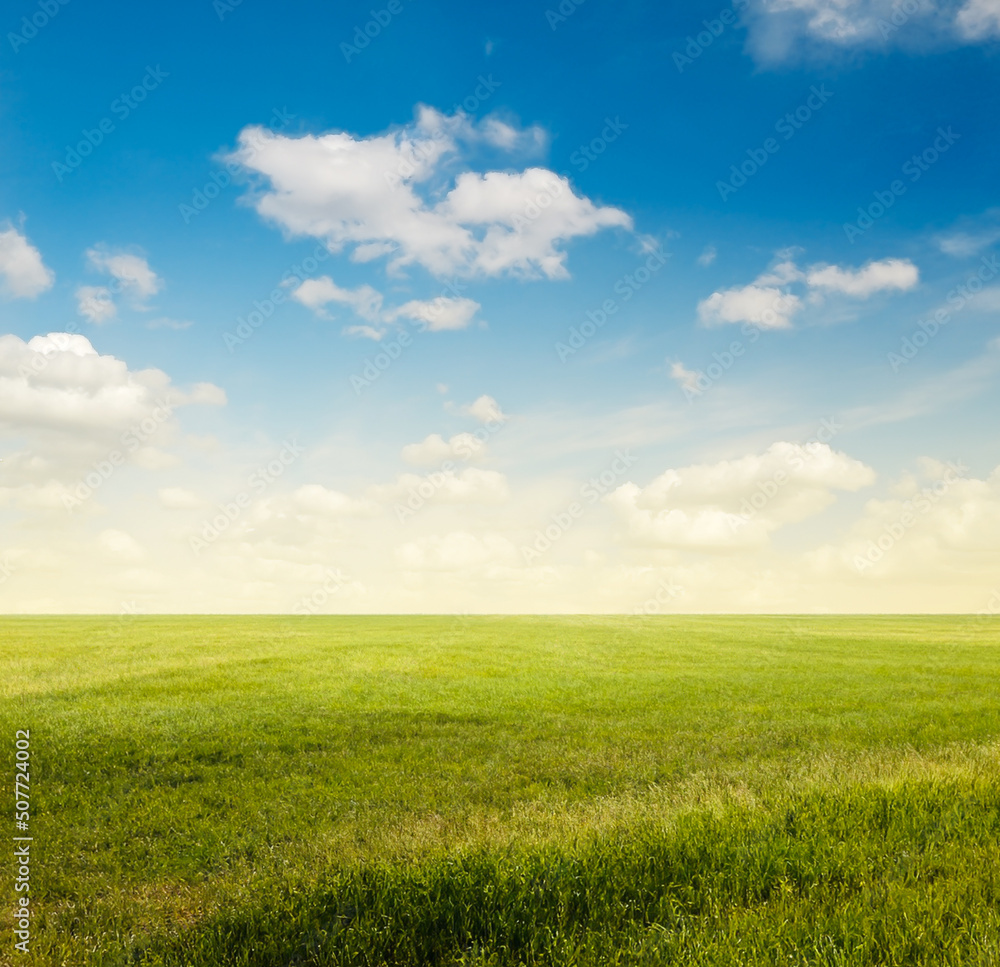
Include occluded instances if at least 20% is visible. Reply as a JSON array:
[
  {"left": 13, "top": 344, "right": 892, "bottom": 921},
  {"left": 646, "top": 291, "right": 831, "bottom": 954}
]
[{"left": 1, "top": 0, "right": 999, "bottom": 614}]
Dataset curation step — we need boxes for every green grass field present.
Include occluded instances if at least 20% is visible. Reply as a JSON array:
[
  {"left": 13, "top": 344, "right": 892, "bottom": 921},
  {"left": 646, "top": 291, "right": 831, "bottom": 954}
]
[{"left": 2, "top": 615, "right": 999, "bottom": 966}]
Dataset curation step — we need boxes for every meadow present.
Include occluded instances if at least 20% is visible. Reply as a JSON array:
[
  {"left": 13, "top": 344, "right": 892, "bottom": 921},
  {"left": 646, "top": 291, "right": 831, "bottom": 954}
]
[{"left": 1, "top": 615, "right": 998, "bottom": 966}]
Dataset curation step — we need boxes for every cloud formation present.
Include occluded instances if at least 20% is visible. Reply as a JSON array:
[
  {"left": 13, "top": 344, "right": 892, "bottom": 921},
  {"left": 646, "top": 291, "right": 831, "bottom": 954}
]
[
  {"left": 0, "top": 224, "right": 54, "bottom": 299},
  {"left": 0, "top": 333, "right": 225, "bottom": 507},
  {"left": 607, "top": 442, "right": 876, "bottom": 549},
  {"left": 76, "top": 247, "right": 163, "bottom": 323},
  {"left": 698, "top": 255, "right": 918, "bottom": 328},
  {"left": 226, "top": 106, "right": 632, "bottom": 281}
]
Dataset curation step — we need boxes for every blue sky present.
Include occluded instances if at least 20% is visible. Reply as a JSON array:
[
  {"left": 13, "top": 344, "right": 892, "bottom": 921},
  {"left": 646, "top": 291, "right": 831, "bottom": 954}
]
[{"left": 2, "top": 0, "right": 999, "bottom": 612}]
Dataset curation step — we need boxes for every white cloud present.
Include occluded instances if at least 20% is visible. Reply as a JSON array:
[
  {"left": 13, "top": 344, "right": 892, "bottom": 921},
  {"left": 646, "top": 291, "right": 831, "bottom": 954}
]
[
  {"left": 225, "top": 106, "right": 631, "bottom": 280},
  {"left": 78, "top": 249, "right": 162, "bottom": 323},
  {"left": 0, "top": 333, "right": 225, "bottom": 498},
  {"left": 699, "top": 283, "right": 802, "bottom": 329},
  {"left": 955, "top": 0, "right": 1000, "bottom": 37},
  {"left": 699, "top": 256, "right": 918, "bottom": 328},
  {"left": 464, "top": 394, "right": 506, "bottom": 424},
  {"left": 395, "top": 531, "right": 519, "bottom": 571},
  {"left": 86, "top": 248, "right": 162, "bottom": 302},
  {"left": 0, "top": 224, "right": 54, "bottom": 299},
  {"left": 76, "top": 248, "right": 163, "bottom": 324},
  {"left": 75, "top": 286, "right": 116, "bottom": 324},
  {"left": 697, "top": 245, "right": 717, "bottom": 267},
  {"left": 807, "top": 458, "right": 1000, "bottom": 578},
  {"left": 744, "top": 0, "right": 1000, "bottom": 62},
  {"left": 386, "top": 296, "right": 482, "bottom": 332},
  {"left": 291, "top": 278, "right": 481, "bottom": 337},
  {"left": 607, "top": 442, "right": 875, "bottom": 549},
  {"left": 806, "top": 257, "right": 919, "bottom": 297},
  {"left": 402, "top": 432, "right": 487, "bottom": 465},
  {"left": 291, "top": 275, "right": 384, "bottom": 321}
]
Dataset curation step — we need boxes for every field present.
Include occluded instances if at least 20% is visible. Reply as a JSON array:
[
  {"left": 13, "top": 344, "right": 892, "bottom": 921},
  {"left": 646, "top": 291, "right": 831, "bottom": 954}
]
[{"left": 2, "top": 615, "right": 999, "bottom": 966}]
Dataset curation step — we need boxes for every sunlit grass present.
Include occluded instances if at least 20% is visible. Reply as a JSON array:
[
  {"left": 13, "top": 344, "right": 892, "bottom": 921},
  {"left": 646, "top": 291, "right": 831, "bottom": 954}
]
[{"left": 1, "top": 615, "right": 997, "bottom": 965}]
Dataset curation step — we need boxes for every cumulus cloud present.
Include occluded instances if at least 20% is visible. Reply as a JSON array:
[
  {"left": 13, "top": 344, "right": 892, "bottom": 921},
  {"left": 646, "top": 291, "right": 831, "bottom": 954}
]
[
  {"left": 199, "top": 484, "right": 376, "bottom": 557},
  {"left": 401, "top": 432, "right": 488, "bottom": 465},
  {"left": 0, "top": 333, "right": 226, "bottom": 499},
  {"left": 806, "top": 458, "right": 1000, "bottom": 578},
  {"left": 805, "top": 258, "right": 919, "bottom": 296},
  {"left": 607, "top": 442, "right": 875, "bottom": 549},
  {"left": 291, "top": 275, "right": 384, "bottom": 321},
  {"left": 699, "top": 255, "right": 918, "bottom": 328},
  {"left": 399, "top": 400, "right": 505, "bottom": 466},
  {"left": 464, "top": 394, "right": 506, "bottom": 424},
  {"left": 385, "top": 296, "right": 482, "bottom": 332},
  {"left": 0, "top": 224, "right": 54, "bottom": 299},
  {"left": 225, "top": 106, "right": 631, "bottom": 281},
  {"left": 699, "top": 283, "right": 802, "bottom": 329},
  {"left": 291, "top": 275, "right": 482, "bottom": 337},
  {"left": 77, "top": 248, "right": 162, "bottom": 323}
]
